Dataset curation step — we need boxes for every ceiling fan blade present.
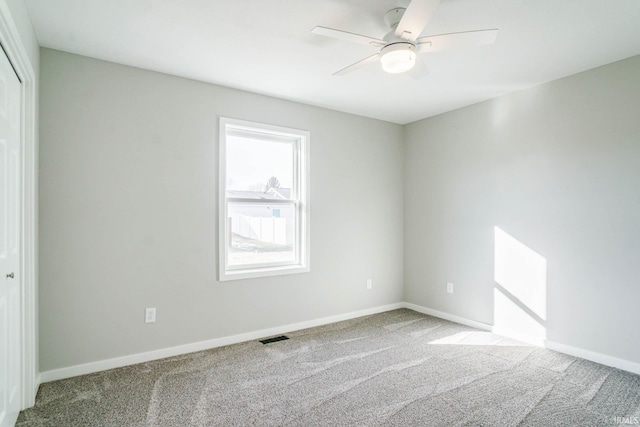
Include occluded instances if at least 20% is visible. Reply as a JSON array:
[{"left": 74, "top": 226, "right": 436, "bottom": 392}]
[
  {"left": 417, "top": 29, "right": 498, "bottom": 52},
  {"left": 333, "top": 54, "right": 380, "bottom": 76},
  {"left": 408, "top": 57, "right": 429, "bottom": 79},
  {"left": 312, "top": 26, "right": 386, "bottom": 47},
  {"left": 394, "top": 0, "right": 441, "bottom": 41}
]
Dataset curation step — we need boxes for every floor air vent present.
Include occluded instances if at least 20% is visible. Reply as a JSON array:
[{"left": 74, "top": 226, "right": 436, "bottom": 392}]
[{"left": 260, "top": 335, "right": 289, "bottom": 344}]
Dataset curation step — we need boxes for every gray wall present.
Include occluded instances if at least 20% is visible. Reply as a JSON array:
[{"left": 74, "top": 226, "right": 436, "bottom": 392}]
[
  {"left": 404, "top": 55, "right": 640, "bottom": 363},
  {"left": 39, "top": 49, "right": 404, "bottom": 372},
  {"left": 40, "top": 44, "right": 640, "bottom": 372}
]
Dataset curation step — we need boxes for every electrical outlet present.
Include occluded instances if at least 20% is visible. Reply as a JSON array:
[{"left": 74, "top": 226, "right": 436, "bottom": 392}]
[
  {"left": 366, "top": 279, "right": 372, "bottom": 290},
  {"left": 145, "top": 307, "right": 156, "bottom": 323},
  {"left": 447, "top": 282, "right": 454, "bottom": 294}
]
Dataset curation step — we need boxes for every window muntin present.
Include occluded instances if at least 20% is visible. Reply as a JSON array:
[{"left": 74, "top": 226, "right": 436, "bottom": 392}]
[{"left": 219, "top": 118, "right": 309, "bottom": 281}]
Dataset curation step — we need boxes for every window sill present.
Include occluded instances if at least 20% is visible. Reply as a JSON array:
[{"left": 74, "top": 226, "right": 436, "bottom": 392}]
[{"left": 219, "top": 264, "right": 310, "bottom": 282}]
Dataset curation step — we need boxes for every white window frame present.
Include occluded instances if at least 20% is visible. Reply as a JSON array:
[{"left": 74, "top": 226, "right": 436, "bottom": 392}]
[{"left": 218, "top": 117, "right": 310, "bottom": 281}]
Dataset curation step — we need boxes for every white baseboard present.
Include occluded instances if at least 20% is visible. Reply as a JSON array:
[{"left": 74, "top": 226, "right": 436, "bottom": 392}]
[
  {"left": 38, "top": 302, "right": 640, "bottom": 384},
  {"left": 403, "top": 302, "right": 492, "bottom": 331},
  {"left": 39, "top": 302, "right": 404, "bottom": 383},
  {"left": 545, "top": 340, "right": 640, "bottom": 376}
]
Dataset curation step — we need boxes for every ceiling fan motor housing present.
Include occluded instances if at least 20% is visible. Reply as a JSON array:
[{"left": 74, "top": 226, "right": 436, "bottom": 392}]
[
  {"left": 383, "top": 8, "right": 410, "bottom": 43},
  {"left": 384, "top": 7, "right": 406, "bottom": 30}
]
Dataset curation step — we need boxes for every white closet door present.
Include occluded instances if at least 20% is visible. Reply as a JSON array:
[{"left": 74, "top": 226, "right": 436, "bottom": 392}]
[{"left": 0, "top": 44, "right": 22, "bottom": 427}]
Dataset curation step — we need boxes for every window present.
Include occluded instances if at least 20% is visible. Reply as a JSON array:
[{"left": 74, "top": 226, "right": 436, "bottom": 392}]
[{"left": 219, "top": 117, "right": 310, "bottom": 281}]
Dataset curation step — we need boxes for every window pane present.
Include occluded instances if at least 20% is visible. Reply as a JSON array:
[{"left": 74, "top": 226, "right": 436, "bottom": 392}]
[
  {"left": 226, "top": 134, "right": 294, "bottom": 200},
  {"left": 227, "top": 203, "right": 296, "bottom": 267}
]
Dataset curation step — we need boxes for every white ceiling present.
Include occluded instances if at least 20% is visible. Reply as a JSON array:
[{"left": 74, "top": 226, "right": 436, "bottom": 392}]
[{"left": 25, "top": 0, "right": 640, "bottom": 124}]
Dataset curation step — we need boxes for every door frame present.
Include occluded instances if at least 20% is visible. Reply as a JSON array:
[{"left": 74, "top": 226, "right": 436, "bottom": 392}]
[{"left": 0, "top": 2, "right": 38, "bottom": 409}]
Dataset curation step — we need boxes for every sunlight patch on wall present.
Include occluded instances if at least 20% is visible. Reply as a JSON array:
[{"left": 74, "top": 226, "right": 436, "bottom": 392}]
[{"left": 494, "top": 227, "right": 547, "bottom": 345}]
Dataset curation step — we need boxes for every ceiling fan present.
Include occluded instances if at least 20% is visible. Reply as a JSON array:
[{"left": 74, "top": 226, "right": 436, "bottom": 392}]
[{"left": 311, "top": 0, "right": 498, "bottom": 77}]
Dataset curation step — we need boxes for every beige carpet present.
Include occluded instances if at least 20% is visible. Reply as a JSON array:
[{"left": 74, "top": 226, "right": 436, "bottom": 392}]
[{"left": 18, "top": 309, "right": 640, "bottom": 426}]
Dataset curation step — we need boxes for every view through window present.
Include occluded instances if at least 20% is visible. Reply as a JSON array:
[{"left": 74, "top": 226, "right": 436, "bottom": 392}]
[{"left": 219, "top": 118, "right": 309, "bottom": 280}]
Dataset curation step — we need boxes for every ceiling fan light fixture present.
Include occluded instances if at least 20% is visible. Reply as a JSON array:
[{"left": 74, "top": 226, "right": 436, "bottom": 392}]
[{"left": 380, "top": 42, "right": 416, "bottom": 74}]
